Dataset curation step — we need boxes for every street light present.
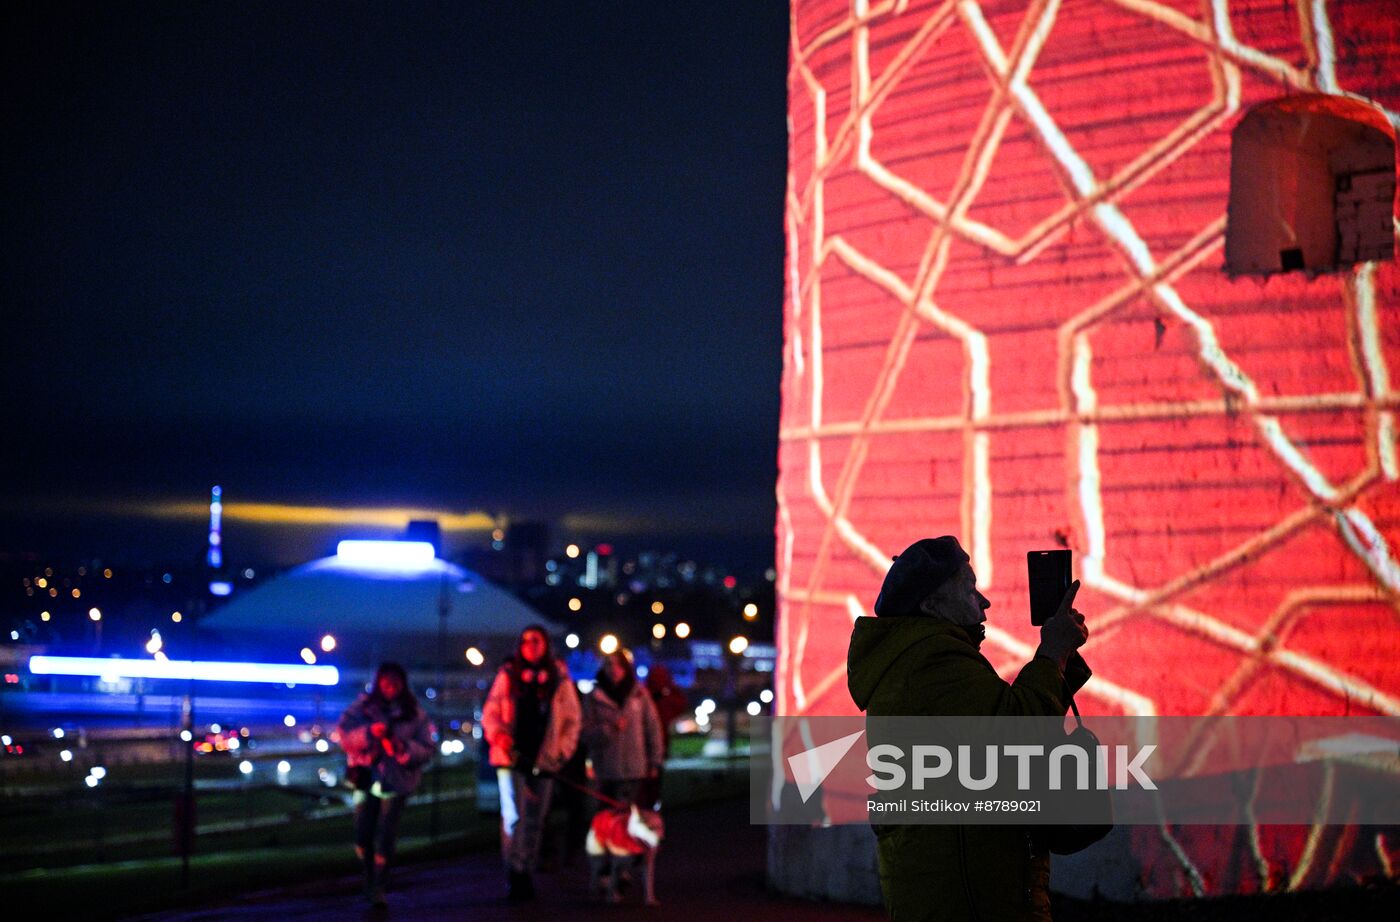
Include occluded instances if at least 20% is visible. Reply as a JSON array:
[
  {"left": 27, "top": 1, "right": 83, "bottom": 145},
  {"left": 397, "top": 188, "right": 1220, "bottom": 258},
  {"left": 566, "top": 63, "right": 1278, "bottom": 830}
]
[
  {"left": 743, "top": 603, "right": 759, "bottom": 620},
  {"left": 565, "top": 633, "right": 580, "bottom": 649},
  {"left": 652, "top": 623, "right": 666, "bottom": 640},
  {"left": 675, "top": 622, "right": 691, "bottom": 639},
  {"left": 568, "top": 597, "right": 583, "bottom": 612},
  {"left": 729, "top": 636, "right": 749, "bottom": 656},
  {"left": 599, "top": 634, "right": 619, "bottom": 655},
  {"left": 651, "top": 601, "right": 665, "bottom": 615}
]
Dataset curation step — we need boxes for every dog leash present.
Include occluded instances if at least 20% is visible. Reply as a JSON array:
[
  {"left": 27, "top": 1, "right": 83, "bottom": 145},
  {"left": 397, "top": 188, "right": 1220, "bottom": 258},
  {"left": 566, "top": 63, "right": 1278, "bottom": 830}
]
[{"left": 535, "top": 769, "right": 629, "bottom": 810}]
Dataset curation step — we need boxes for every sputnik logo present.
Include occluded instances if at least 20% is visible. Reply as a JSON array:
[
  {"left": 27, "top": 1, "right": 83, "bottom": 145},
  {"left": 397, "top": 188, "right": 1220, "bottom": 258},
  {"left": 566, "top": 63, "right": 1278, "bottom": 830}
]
[{"left": 788, "top": 729, "right": 866, "bottom": 803}]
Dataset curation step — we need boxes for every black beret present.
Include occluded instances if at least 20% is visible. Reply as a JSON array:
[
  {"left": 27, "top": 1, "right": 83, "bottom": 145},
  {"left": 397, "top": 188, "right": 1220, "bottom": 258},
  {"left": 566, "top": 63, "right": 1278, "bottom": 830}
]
[{"left": 873, "top": 536, "right": 969, "bottom": 616}]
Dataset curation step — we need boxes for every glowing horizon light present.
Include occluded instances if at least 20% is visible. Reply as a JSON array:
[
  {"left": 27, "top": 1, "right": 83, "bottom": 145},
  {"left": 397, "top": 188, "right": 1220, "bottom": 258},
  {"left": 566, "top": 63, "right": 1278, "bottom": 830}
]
[
  {"left": 28, "top": 656, "right": 340, "bottom": 686},
  {"left": 334, "top": 540, "right": 436, "bottom": 572},
  {"left": 599, "top": 634, "right": 619, "bottom": 655},
  {"left": 565, "top": 633, "right": 580, "bottom": 649}
]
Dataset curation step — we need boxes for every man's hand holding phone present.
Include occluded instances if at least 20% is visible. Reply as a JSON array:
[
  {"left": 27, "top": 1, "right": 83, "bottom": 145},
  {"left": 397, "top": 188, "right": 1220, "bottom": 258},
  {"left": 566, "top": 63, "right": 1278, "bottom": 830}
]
[{"left": 1037, "top": 579, "right": 1088, "bottom": 671}]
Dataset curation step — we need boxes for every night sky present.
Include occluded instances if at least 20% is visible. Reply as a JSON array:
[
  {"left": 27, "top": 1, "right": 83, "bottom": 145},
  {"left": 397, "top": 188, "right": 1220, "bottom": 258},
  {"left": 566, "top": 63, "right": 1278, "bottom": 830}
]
[{"left": 2, "top": 2, "right": 789, "bottom": 567}]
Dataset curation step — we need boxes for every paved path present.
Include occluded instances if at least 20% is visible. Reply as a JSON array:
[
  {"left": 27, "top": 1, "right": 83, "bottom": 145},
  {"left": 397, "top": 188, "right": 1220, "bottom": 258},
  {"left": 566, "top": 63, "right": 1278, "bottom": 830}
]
[{"left": 135, "top": 798, "right": 886, "bottom": 922}]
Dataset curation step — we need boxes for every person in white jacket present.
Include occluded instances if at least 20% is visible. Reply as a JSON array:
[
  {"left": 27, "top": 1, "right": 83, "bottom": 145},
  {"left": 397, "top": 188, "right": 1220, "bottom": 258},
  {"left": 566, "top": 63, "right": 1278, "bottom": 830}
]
[
  {"left": 481, "top": 625, "right": 580, "bottom": 900},
  {"left": 581, "top": 648, "right": 663, "bottom": 806}
]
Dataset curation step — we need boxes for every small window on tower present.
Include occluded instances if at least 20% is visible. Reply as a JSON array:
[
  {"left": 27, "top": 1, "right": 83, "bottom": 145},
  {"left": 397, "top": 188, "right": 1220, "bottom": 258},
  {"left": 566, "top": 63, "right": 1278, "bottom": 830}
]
[{"left": 1225, "top": 94, "right": 1395, "bottom": 277}]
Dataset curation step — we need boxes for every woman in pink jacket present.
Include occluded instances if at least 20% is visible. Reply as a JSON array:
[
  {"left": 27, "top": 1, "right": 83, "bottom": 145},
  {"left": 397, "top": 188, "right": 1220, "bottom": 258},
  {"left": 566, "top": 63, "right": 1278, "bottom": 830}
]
[
  {"left": 337, "top": 662, "right": 435, "bottom": 907},
  {"left": 481, "top": 625, "right": 581, "bottom": 900}
]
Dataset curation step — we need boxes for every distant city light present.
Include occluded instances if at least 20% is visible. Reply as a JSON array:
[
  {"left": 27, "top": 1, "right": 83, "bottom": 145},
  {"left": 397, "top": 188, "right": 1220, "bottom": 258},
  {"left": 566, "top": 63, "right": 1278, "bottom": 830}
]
[
  {"left": 154, "top": 650, "right": 169, "bottom": 661},
  {"left": 90, "top": 766, "right": 106, "bottom": 780},
  {"left": 577, "top": 679, "right": 595, "bottom": 694},
  {"left": 747, "top": 701, "right": 762, "bottom": 716},
  {"left": 180, "top": 730, "right": 193, "bottom": 742},
  {"left": 565, "top": 544, "right": 581, "bottom": 559},
  {"left": 760, "top": 689, "right": 774, "bottom": 704},
  {"left": 36, "top": 578, "right": 47, "bottom": 589},
  {"left": 28, "top": 656, "right": 340, "bottom": 686},
  {"left": 300, "top": 648, "right": 316, "bottom": 665},
  {"left": 71, "top": 588, "right": 81, "bottom": 598},
  {"left": 277, "top": 760, "right": 291, "bottom": 774},
  {"left": 743, "top": 603, "right": 759, "bottom": 620},
  {"left": 652, "top": 623, "right": 666, "bottom": 640},
  {"left": 84, "top": 775, "right": 99, "bottom": 788},
  {"left": 239, "top": 760, "right": 254, "bottom": 775},
  {"left": 599, "top": 634, "right": 619, "bottom": 655},
  {"left": 146, "top": 634, "right": 163, "bottom": 655},
  {"left": 320, "top": 634, "right": 336, "bottom": 653},
  {"left": 40, "top": 611, "right": 50, "bottom": 622},
  {"left": 651, "top": 601, "right": 665, "bottom": 615},
  {"left": 210, "top": 723, "right": 222, "bottom": 734},
  {"left": 52, "top": 728, "right": 64, "bottom": 739},
  {"left": 675, "top": 622, "right": 691, "bottom": 639},
  {"left": 568, "top": 597, "right": 582, "bottom": 612},
  {"left": 60, "top": 749, "right": 73, "bottom": 762},
  {"left": 103, "top": 568, "right": 113, "bottom": 579},
  {"left": 465, "top": 647, "right": 485, "bottom": 667},
  {"left": 208, "top": 581, "right": 233, "bottom": 596},
  {"left": 283, "top": 714, "right": 296, "bottom": 728},
  {"left": 315, "top": 739, "right": 330, "bottom": 753},
  {"left": 334, "top": 540, "right": 436, "bottom": 572},
  {"left": 0, "top": 735, "right": 10, "bottom": 746},
  {"left": 565, "top": 633, "right": 580, "bottom": 649},
  {"left": 729, "top": 636, "right": 749, "bottom": 655},
  {"left": 87, "top": 608, "right": 101, "bottom": 622},
  {"left": 8, "top": 631, "right": 17, "bottom": 641},
  {"left": 227, "top": 737, "right": 240, "bottom": 750}
]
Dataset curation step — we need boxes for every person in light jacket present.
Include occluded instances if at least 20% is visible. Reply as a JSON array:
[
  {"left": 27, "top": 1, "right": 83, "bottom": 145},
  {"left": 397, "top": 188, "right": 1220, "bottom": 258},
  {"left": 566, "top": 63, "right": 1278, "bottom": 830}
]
[
  {"left": 581, "top": 648, "right": 664, "bottom": 806},
  {"left": 337, "top": 661, "right": 436, "bottom": 907},
  {"left": 481, "top": 625, "right": 581, "bottom": 900}
]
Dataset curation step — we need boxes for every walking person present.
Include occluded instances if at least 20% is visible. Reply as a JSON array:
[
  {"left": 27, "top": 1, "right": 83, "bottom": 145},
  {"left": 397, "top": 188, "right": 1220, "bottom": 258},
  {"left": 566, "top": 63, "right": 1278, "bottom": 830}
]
[
  {"left": 482, "top": 625, "right": 581, "bottom": 900},
  {"left": 582, "top": 648, "right": 664, "bottom": 807},
  {"left": 337, "top": 662, "right": 436, "bottom": 908},
  {"left": 639, "top": 662, "right": 688, "bottom": 810}
]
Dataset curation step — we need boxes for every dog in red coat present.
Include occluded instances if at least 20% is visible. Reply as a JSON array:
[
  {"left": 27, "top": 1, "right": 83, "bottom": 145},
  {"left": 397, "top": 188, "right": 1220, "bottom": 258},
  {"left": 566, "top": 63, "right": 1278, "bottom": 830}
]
[{"left": 585, "top": 804, "right": 664, "bottom": 906}]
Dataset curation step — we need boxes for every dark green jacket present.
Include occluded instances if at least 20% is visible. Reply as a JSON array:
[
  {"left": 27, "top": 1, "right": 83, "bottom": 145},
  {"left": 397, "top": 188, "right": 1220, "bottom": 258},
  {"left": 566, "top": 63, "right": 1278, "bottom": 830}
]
[{"left": 847, "top": 617, "right": 1091, "bottom": 922}]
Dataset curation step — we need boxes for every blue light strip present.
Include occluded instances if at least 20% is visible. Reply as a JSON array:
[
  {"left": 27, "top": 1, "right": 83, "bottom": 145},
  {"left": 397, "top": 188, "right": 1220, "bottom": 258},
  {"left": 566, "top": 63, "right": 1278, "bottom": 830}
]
[
  {"left": 335, "top": 539, "right": 436, "bottom": 571},
  {"left": 28, "top": 656, "right": 340, "bottom": 686}
]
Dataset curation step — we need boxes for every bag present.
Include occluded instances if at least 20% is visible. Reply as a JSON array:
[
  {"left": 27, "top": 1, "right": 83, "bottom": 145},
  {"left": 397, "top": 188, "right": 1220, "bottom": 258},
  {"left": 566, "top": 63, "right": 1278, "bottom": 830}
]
[
  {"left": 1041, "top": 696, "right": 1113, "bottom": 855},
  {"left": 346, "top": 764, "right": 374, "bottom": 792}
]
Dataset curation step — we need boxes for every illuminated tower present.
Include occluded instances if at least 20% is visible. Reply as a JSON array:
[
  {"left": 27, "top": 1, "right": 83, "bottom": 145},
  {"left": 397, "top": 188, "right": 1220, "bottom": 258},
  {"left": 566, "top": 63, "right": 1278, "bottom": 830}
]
[{"left": 207, "top": 485, "right": 223, "bottom": 569}]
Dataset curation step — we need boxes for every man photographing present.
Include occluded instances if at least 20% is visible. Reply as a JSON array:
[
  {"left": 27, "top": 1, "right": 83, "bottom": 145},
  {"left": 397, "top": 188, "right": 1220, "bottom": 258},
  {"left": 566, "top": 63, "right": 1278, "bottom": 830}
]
[{"left": 847, "top": 536, "right": 1090, "bottom": 921}]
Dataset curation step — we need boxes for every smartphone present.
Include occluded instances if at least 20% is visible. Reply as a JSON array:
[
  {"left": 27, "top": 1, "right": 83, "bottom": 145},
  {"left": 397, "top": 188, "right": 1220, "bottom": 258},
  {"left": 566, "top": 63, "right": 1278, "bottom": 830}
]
[{"left": 1027, "top": 549, "right": 1072, "bottom": 626}]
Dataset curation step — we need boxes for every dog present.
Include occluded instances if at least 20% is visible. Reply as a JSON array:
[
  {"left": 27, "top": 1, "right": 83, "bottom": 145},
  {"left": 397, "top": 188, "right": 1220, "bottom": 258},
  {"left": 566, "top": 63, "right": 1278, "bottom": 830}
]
[{"left": 585, "top": 804, "right": 664, "bottom": 906}]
